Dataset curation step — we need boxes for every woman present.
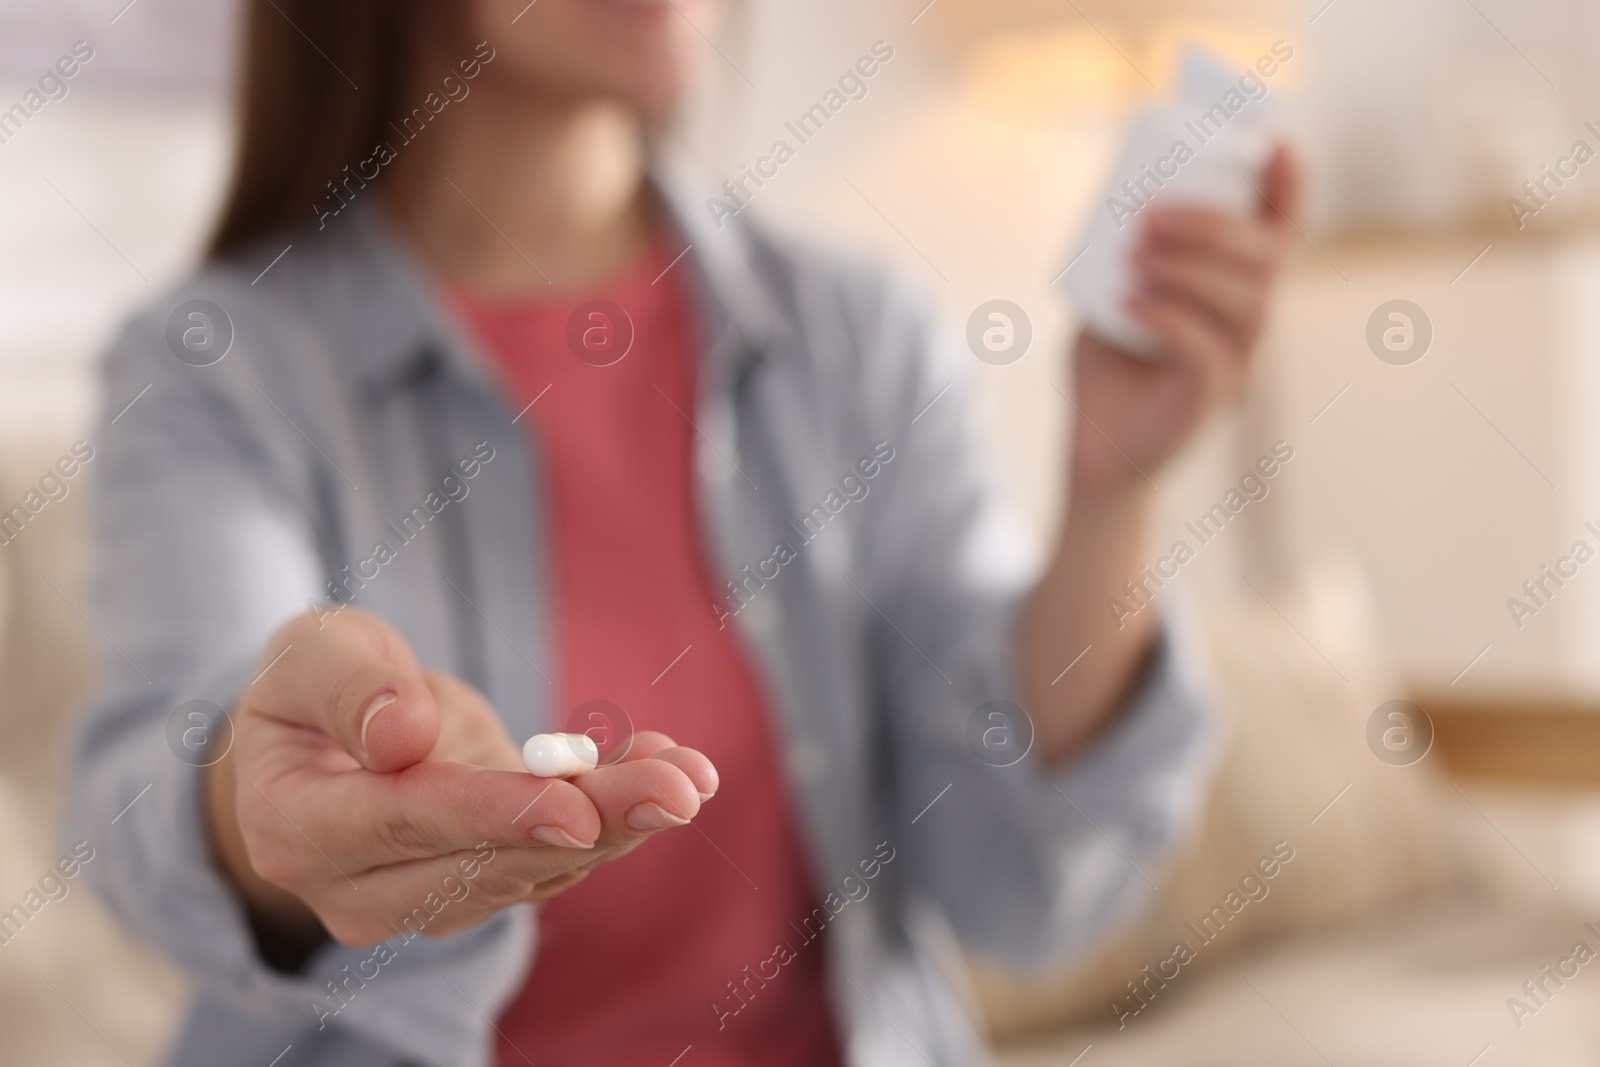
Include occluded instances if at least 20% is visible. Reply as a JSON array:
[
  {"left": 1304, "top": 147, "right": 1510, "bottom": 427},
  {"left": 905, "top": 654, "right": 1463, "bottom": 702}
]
[{"left": 66, "top": 1, "right": 1298, "bottom": 1065}]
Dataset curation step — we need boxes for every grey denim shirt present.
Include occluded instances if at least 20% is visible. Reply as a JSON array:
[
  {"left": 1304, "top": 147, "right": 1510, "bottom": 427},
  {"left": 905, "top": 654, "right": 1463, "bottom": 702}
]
[{"left": 63, "top": 158, "right": 1219, "bottom": 1067}]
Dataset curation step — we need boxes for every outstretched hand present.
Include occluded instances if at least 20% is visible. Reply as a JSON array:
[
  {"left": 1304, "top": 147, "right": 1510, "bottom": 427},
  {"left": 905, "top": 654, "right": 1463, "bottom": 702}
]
[{"left": 206, "top": 608, "right": 717, "bottom": 947}]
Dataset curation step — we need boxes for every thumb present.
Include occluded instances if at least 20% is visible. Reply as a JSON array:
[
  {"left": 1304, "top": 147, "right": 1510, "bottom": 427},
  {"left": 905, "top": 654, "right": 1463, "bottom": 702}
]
[{"left": 248, "top": 607, "right": 440, "bottom": 772}]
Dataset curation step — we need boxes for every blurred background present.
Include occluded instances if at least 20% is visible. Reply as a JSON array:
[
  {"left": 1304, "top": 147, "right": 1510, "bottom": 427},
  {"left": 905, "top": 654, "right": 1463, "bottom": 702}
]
[{"left": 5, "top": 0, "right": 1600, "bottom": 1063}]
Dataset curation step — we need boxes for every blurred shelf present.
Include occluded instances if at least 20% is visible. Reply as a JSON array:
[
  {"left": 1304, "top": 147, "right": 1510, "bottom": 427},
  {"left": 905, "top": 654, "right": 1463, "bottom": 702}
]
[
  {"left": 1422, "top": 689, "right": 1600, "bottom": 787},
  {"left": 1297, "top": 214, "right": 1600, "bottom": 262}
]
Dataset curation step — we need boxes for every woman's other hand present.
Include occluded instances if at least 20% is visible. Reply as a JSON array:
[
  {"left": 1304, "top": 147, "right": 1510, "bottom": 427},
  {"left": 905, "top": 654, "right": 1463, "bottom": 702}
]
[{"left": 1069, "top": 145, "right": 1303, "bottom": 498}]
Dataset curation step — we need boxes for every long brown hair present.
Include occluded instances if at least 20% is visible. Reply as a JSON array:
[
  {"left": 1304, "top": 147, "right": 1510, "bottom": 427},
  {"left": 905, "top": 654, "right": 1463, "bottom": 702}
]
[{"left": 208, "top": 1, "right": 422, "bottom": 258}]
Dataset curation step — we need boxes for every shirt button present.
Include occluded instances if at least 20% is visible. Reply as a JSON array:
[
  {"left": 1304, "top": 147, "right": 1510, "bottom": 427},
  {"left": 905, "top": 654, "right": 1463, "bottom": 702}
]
[
  {"left": 788, "top": 738, "right": 830, "bottom": 783},
  {"left": 740, "top": 595, "right": 776, "bottom": 635},
  {"left": 697, "top": 442, "right": 735, "bottom": 484}
]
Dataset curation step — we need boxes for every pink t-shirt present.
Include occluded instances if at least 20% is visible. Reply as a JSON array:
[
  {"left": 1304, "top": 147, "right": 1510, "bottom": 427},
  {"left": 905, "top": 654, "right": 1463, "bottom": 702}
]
[{"left": 450, "top": 240, "right": 844, "bottom": 1067}]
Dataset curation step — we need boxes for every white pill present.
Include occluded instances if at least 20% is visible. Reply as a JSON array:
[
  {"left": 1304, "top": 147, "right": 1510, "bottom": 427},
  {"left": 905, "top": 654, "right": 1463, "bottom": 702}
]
[{"left": 522, "top": 732, "right": 600, "bottom": 778}]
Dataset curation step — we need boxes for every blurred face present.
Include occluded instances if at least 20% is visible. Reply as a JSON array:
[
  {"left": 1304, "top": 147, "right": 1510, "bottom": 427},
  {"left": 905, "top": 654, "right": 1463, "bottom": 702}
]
[{"left": 468, "top": 0, "right": 722, "bottom": 117}]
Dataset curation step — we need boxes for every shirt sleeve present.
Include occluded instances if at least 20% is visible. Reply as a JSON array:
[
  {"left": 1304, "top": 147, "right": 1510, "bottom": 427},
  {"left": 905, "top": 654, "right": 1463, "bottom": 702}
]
[
  {"left": 856, "top": 275, "right": 1224, "bottom": 969},
  {"left": 58, "top": 282, "right": 526, "bottom": 1067}
]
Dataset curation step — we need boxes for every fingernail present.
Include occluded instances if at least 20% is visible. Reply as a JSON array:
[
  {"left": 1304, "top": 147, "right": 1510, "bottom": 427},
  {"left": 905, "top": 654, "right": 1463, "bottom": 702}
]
[
  {"left": 626, "top": 802, "right": 690, "bottom": 831},
  {"left": 360, "top": 692, "right": 398, "bottom": 754},
  {"left": 531, "top": 825, "right": 596, "bottom": 849},
  {"left": 697, "top": 792, "right": 716, "bottom": 802}
]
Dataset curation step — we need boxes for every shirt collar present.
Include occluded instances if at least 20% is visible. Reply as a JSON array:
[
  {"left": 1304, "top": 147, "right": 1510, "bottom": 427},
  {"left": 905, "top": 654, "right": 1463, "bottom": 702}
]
[
  {"left": 315, "top": 150, "right": 777, "bottom": 400},
  {"left": 646, "top": 143, "right": 777, "bottom": 363}
]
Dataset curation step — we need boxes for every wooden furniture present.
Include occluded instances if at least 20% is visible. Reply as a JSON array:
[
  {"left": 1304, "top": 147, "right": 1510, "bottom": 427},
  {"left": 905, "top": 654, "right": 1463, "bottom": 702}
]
[{"left": 1423, "top": 690, "right": 1600, "bottom": 786}]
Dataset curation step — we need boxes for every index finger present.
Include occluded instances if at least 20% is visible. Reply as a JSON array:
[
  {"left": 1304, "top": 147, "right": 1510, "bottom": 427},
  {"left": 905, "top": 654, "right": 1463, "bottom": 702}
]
[{"left": 1140, "top": 208, "right": 1281, "bottom": 278}]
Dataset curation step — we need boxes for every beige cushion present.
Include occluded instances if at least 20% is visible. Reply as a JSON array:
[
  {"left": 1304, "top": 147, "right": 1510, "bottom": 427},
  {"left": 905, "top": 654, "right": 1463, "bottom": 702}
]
[
  {"left": 994, "top": 898, "right": 1600, "bottom": 1066},
  {"left": 0, "top": 436, "right": 188, "bottom": 1065},
  {"left": 967, "top": 559, "right": 1462, "bottom": 1039}
]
